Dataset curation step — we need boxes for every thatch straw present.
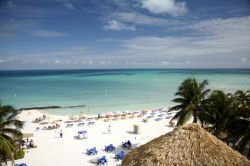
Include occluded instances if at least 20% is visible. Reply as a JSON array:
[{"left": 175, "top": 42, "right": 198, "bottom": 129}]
[{"left": 122, "top": 124, "right": 250, "bottom": 166}]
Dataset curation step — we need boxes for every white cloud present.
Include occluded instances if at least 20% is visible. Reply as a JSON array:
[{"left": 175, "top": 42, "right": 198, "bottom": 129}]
[
  {"left": 2, "top": 16, "right": 250, "bottom": 69},
  {"left": 140, "top": 0, "right": 187, "bottom": 16},
  {"left": 31, "top": 30, "right": 68, "bottom": 37},
  {"left": 100, "top": 61, "right": 111, "bottom": 65},
  {"left": 179, "top": 16, "right": 250, "bottom": 36},
  {"left": 104, "top": 20, "right": 136, "bottom": 31},
  {"left": 241, "top": 58, "right": 247, "bottom": 62},
  {"left": 116, "top": 16, "right": 250, "bottom": 68},
  {"left": 113, "top": 12, "right": 180, "bottom": 26},
  {"left": 161, "top": 61, "right": 170, "bottom": 64},
  {"left": 64, "top": 2, "right": 74, "bottom": 9},
  {"left": 56, "top": 0, "right": 74, "bottom": 9},
  {"left": 55, "top": 60, "right": 60, "bottom": 64}
]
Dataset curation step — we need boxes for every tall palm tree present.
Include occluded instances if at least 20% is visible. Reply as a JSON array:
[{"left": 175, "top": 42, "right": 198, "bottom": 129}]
[
  {"left": 0, "top": 102, "right": 23, "bottom": 165},
  {"left": 169, "top": 78, "right": 210, "bottom": 126}
]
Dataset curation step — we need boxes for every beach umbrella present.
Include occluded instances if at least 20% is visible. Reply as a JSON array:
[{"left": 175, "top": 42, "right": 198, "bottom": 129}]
[
  {"left": 122, "top": 124, "right": 250, "bottom": 166},
  {"left": 79, "top": 112, "right": 85, "bottom": 118},
  {"left": 115, "top": 111, "right": 122, "bottom": 115},
  {"left": 105, "top": 112, "right": 113, "bottom": 117}
]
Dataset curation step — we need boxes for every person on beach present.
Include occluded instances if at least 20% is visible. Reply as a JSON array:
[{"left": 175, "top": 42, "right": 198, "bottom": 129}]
[
  {"left": 29, "top": 139, "right": 34, "bottom": 148},
  {"left": 108, "top": 125, "right": 111, "bottom": 134},
  {"left": 127, "top": 140, "right": 131, "bottom": 149},
  {"left": 59, "top": 129, "right": 63, "bottom": 138}
]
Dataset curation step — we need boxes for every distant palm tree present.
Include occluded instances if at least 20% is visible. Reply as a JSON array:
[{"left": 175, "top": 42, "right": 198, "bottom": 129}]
[
  {"left": 204, "top": 90, "right": 235, "bottom": 138},
  {"left": 0, "top": 102, "right": 23, "bottom": 165},
  {"left": 169, "top": 78, "right": 210, "bottom": 126}
]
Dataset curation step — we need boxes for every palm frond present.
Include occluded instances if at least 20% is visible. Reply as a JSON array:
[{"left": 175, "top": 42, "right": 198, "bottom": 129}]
[
  {"left": 0, "top": 105, "right": 16, "bottom": 121},
  {"left": 169, "top": 104, "right": 185, "bottom": 111},
  {"left": 176, "top": 108, "right": 191, "bottom": 126},
  {"left": 0, "top": 135, "right": 15, "bottom": 162},
  {"left": 0, "top": 128, "right": 23, "bottom": 139},
  {"left": 0, "top": 119, "right": 24, "bottom": 129},
  {"left": 172, "top": 97, "right": 186, "bottom": 104}
]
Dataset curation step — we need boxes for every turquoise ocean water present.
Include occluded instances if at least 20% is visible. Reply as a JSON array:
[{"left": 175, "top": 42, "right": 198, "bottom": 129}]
[{"left": 0, "top": 69, "right": 249, "bottom": 115}]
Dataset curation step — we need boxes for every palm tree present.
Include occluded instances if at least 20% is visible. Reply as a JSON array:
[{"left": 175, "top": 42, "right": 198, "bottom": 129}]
[
  {"left": 169, "top": 78, "right": 210, "bottom": 126},
  {"left": 0, "top": 102, "right": 23, "bottom": 165},
  {"left": 204, "top": 90, "right": 235, "bottom": 138},
  {"left": 230, "top": 120, "right": 250, "bottom": 158},
  {"left": 227, "top": 90, "right": 250, "bottom": 158},
  {"left": 232, "top": 90, "right": 250, "bottom": 118},
  {"left": 205, "top": 90, "right": 250, "bottom": 158}
]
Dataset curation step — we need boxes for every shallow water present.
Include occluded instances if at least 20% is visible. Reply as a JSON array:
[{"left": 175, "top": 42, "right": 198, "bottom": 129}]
[{"left": 0, "top": 69, "right": 249, "bottom": 115}]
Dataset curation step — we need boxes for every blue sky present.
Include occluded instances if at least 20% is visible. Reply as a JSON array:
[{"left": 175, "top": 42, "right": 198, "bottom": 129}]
[{"left": 0, "top": 0, "right": 250, "bottom": 69}]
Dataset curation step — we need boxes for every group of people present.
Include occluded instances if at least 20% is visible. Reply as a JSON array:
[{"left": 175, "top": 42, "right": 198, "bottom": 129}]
[{"left": 21, "top": 138, "right": 36, "bottom": 148}]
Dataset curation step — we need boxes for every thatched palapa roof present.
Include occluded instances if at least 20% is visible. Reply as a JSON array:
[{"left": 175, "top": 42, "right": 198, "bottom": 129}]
[{"left": 122, "top": 124, "right": 250, "bottom": 166}]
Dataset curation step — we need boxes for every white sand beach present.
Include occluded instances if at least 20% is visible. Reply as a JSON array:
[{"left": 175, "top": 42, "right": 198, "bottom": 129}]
[{"left": 13, "top": 109, "right": 176, "bottom": 166}]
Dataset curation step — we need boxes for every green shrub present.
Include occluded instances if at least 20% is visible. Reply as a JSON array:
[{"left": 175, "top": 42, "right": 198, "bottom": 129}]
[{"left": 14, "top": 149, "right": 25, "bottom": 160}]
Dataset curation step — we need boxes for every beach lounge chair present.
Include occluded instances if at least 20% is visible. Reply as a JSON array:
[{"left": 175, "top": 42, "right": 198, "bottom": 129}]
[
  {"left": 97, "top": 156, "right": 107, "bottom": 165},
  {"left": 88, "top": 122, "right": 94, "bottom": 125},
  {"left": 104, "top": 144, "right": 115, "bottom": 152},
  {"left": 122, "top": 140, "right": 132, "bottom": 150},
  {"left": 66, "top": 123, "right": 73, "bottom": 128},
  {"left": 15, "top": 163, "right": 27, "bottom": 166},
  {"left": 86, "top": 147, "right": 98, "bottom": 155},
  {"left": 158, "top": 114, "right": 164, "bottom": 117},
  {"left": 86, "top": 118, "right": 93, "bottom": 121},
  {"left": 77, "top": 122, "right": 84, "bottom": 126},
  {"left": 155, "top": 118, "right": 162, "bottom": 121},
  {"left": 115, "top": 151, "right": 125, "bottom": 160}
]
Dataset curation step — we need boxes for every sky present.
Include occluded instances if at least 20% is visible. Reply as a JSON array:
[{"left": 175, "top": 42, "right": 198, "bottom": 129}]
[{"left": 0, "top": 0, "right": 250, "bottom": 69}]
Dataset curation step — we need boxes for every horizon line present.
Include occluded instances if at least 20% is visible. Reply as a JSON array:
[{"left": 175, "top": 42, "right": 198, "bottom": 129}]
[{"left": 0, "top": 68, "right": 250, "bottom": 71}]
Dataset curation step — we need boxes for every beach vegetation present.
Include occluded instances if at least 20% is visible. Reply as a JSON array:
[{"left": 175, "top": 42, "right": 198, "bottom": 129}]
[
  {"left": 0, "top": 102, "right": 23, "bottom": 165},
  {"left": 170, "top": 78, "right": 250, "bottom": 158},
  {"left": 169, "top": 78, "right": 210, "bottom": 126},
  {"left": 13, "top": 149, "right": 25, "bottom": 160}
]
